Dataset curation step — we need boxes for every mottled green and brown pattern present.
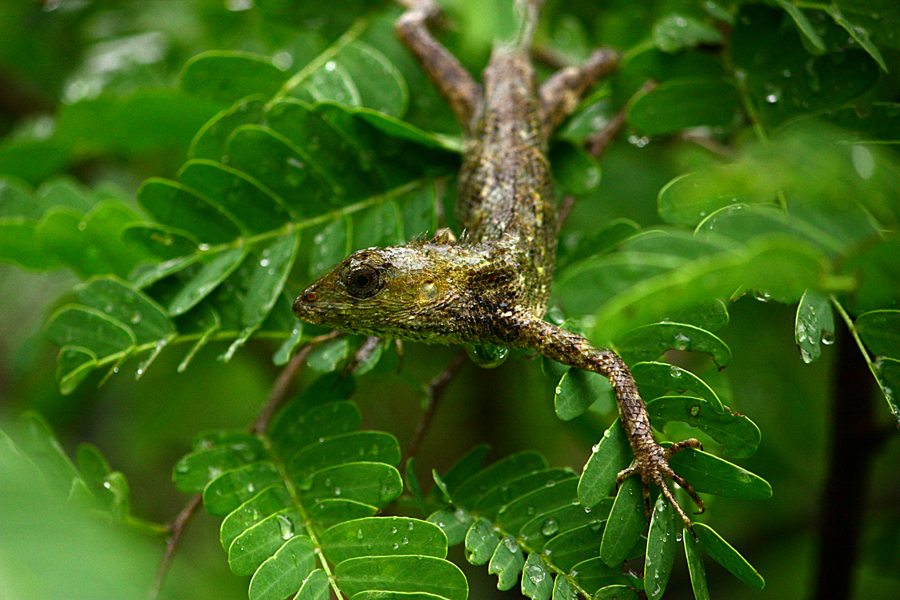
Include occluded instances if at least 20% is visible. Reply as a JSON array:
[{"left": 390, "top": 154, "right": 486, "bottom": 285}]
[{"left": 294, "top": 0, "right": 704, "bottom": 529}]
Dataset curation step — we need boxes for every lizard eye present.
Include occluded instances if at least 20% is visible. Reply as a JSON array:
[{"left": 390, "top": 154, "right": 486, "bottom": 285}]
[{"left": 346, "top": 266, "right": 381, "bottom": 298}]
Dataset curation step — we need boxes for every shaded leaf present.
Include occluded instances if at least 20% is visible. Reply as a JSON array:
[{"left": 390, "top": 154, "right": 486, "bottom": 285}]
[
  {"left": 578, "top": 422, "right": 631, "bottom": 508},
  {"left": 600, "top": 477, "right": 645, "bottom": 567},
  {"left": 669, "top": 448, "right": 772, "bottom": 499},
  {"left": 693, "top": 523, "right": 765, "bottom": 589},
  {"left": 644, "top": 496, "right": 678, "bottom": 600},
  {"left": 795, "top": 290, "right": 835, "bottom": 363},
  {"left": 648, "top": 396, "right": 760, "bottom": 459},
  {"left": 335, "top": 556, "right": 468, "bottom": 600}
]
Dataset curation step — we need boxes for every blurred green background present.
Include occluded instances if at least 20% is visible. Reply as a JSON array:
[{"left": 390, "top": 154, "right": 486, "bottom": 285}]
[{"left": 0, "top": 1, "right": 899, "bottom": 599}]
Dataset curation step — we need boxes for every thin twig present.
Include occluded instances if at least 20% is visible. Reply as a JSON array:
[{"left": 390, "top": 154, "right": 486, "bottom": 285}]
[
  {"left": 404, "top": 351, "right": 467, "bottom": 463},
  {"left": 252, "top": 330, "right": 345, "bottom": 434},
  {"left": 584, "top": 80, "right": 656, "bottom": 159},
  {"left": 147, "top": 494, "right": 203, "bottom": 600},
  {"left": 150, "top": 330, "right": 343, "bottom": 598}
]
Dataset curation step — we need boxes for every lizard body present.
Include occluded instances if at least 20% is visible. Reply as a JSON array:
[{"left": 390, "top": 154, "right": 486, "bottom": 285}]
[{"left": 293, "top": 0, "right": 704, "bottom": 528}]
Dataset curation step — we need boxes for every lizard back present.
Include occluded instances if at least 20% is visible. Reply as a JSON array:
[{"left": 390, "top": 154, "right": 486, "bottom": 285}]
[{"left": 457, "top": 46, "right": 558, "bottom": 317}]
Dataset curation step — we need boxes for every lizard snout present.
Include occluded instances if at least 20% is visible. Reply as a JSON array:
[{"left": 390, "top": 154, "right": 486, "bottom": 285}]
[{"left": 293, "top": 283, "right": 321, "bottom": 321}]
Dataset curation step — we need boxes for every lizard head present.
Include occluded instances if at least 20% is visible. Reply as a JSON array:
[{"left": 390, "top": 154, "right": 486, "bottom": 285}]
[{"left": 293, "top": 243, "right": 478, "bottom": 343}]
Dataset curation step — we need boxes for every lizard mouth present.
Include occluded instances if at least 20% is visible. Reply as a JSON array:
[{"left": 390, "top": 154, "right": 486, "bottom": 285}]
[{"left": 292, "top": 284, "right": 322, "bottom": 323}]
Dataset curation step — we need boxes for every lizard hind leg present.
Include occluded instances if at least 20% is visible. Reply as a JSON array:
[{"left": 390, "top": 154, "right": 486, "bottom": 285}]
[
  {"left": 395, "top": 0, "right": 483, "bottom": 131},
  {"left": 539, "top": 48, "right": 619, "bottom": 133}
]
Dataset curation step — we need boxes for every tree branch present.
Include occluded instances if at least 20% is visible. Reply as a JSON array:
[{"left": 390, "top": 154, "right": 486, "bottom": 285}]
[
  {"left": 404, "top": 351, "right": 467, "bottom": 463},
  {"left": 812, "top": 319, "right": 878, "bottom": 600}
]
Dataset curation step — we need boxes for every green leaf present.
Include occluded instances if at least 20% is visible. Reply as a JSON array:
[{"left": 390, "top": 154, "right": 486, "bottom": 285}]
[
  {"left": 204, "top": 462, "right": 282, "bottom": 517},
  {"left": 307, "top": 337, "right": 351, "bottom": 372},
  {"left": 453, "top": 451, "right": 548, "bottom": 507},
  {"left": 309, "top": 499, "right": 379, "bottom": 530},
  {"left": 427, "top": 508, "right": 474, "bottom": 547},
  {"left": 693, "top": 523, "right": 765, "bottom": 589},
  {"left": 75, "top": 277, "right": 175, "bottom": 346},
  {"left": 549, "top": 142, "right": 600, "bottom": 195},
  {"left": 629, "top": 79, "right": 739, "bottom": 136},
  {"left": 856, "top": 310, "right": 900, "bottom": 358},
  {"left": 122, "top": 224, "right": 199, "bottom": 261},
  {"left": 228, "top": 510, "right": 304, "bottom": 575},
  {"left": 137, "top": 179, "right": 241, "bottom": 244},
  {"left": 335, "top": 556, "right": 468, "bottom": 600},
  {"left": 657, "top": 170, "right": 775, "bottom": 228},
  {"left": 632, "top": 362, "right": 723, "bottom": 413},
  {"left": 773, "top": 0, "right": 826, "bottom": 53},
  {"left": 241, "top": 233, "right": 300, "bottom": 327},
  {"left": 825, "top": 6, "right": 887, "bottom": 72},
  {"left": 46, "top": 306, "right": 135, "bottom": 360},
  {"left": 519, "top": 501, "right": 610, "bottom": 550},
  {"left": 322, "top": 517, "right": 448, "bottom": 564},
  {"left": 488, "top": 537, "right": 526, "bottom": 591},
  {"left": 669, "top": 448, "right": 772, "bottom": 499},
  {"left": 436, "top": 444, "right": 491, "bottom": 497},
  {"left": 543, "top": 521, "right": 606, "bottom": 572},
  {"left": 335, "top": 42, "right": 409, "bottom": 117},
  {"left": 593, "top": 586, "right": 638, "bottom": 600},
  {"left": 731, "top": 4, "right": 878, "bottom": 127},
  {"left": 190, "top": 97, "right": 267, "bottom": 160},
  {"left": 310, "top": 218, "right": 351, "bottom": 278},
  {"left": 615, "top": 323, "right": 731, "bottom": 367},
  {"left": 220, "top": 486, "right": 292, "bottom": 551},
  {"left": 284, "top": 431, "right": 401, "bottom": 478},
  {"left": 299, "top": 462, "right": 403, "bottom": 507},
  {"left": 648, "top": 397, "right": 760, "bottom": 459},
  {"left": 600, "top": 477, "right": 645, "bottom": 567},
  {"left": 225, "top": 125, "right": 339, "bottom": 218},
  {"left": 178, "top": 160, "right": 294, "bottom": 234},
  {"left": 173, "top": 434, "right": 266, "bottom": 493},
  {"left": 652, "top": 14, "right": 723, "bottom": 53},
  {"left": 644, "top": 496, "right": 678, "bottom": 600},
  {"left": 180, "top": 51, "right": 287, "bottom": 105},
  {"left": 874, "top": 358, "right": 900, "bottom": 427},
  {"left": 473, "top": 469, "right": 576, "bottom": 520},
  {"left": 578, "top": 422, "right": 631, "bottom": 508},
  {"left": 465, "top": 518, "right": 501, "bottom": 565},
  {"left": 554, "top": 368, "right": 614, "bottom": 421},
  {"left": 569, "top": 558, "right": 638, "bottom": 593},
  {"left": 249, "top": 535, "right": 316, "bottom": 600},
  {"left": 16, "top": 412, "right": 79, "bottom": 491},
  {"left": 593, "top": 237, "right": 827, "bottom": 342},
  {"left": 684, "top": 530, "right": 711, "bottom": 600},
  {"left": 521, "top": 554, "right": 552, "bottom": 600},
  {"left": 168, "top": 247, "right": 248, "bottom": 316},
  {"left": 552, "top": 574, "right": 576, "bottom": 600},
  {"left": 296, "top": 569, "right": 330, "bottom": 600},
  {"left": 795, "top": 290, "right": 835, "bottom": 363},
  {"left": 495, "top": 478, "right": 579, "bottom": 535}
]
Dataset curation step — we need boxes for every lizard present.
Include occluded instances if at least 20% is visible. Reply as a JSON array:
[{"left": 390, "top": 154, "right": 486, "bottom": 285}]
[{"left": 292, "top": 0, "right": 705, "bottom": 529}]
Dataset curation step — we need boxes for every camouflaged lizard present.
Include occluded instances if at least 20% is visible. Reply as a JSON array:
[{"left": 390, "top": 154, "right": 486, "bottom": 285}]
[{"left": 293, "top": 0, "right": 705, "bottom": 528}]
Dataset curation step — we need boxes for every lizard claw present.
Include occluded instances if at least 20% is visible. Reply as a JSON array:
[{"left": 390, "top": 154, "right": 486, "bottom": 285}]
[{"left": 616, "top": 438, "right": 704, "bottom": 531}]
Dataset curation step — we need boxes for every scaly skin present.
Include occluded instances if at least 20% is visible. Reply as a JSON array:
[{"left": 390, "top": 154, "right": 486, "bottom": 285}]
[{"left": 293, "top": 0, "right": 704, "bottom": 529}]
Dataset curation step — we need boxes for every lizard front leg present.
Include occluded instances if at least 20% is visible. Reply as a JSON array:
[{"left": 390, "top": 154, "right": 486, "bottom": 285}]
[
  {"left": 395, "top": 0, "right": 483, "bottom": 131},
  {"left": 518, "top": 318, "right": 705, "bottom": 530}
]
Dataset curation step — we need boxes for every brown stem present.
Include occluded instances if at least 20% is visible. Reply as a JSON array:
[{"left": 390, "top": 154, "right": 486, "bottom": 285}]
[
  {"left": 147, "top": 494, "right": 203, "bottom": 600},
  {"left": 584, "top": 80, "right": 655, "bottom": 159},
  {"left": 812, "top": 320, "right": 878, "bottom": 600},
  {"left": 150, "top": 331, "right": 342, "bottom": 598},
  {"left": 404, "top": 351, "right": 467, "bottom": 463}
]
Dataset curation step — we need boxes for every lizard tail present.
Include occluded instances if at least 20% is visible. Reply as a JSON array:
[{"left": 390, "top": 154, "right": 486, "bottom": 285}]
[{"left": 515, "top": 0, "right": 544, "bottom": 49}]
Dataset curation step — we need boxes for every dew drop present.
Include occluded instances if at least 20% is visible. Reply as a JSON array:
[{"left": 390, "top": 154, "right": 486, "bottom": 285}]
[{"left": 540, "top": 518, "right": 559, "bottom": 536}]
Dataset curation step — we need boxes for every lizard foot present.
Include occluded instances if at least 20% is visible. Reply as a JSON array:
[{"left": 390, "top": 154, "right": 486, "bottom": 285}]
[{"left": 616, "top": 438, "right": 705, "bottom": 531}]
